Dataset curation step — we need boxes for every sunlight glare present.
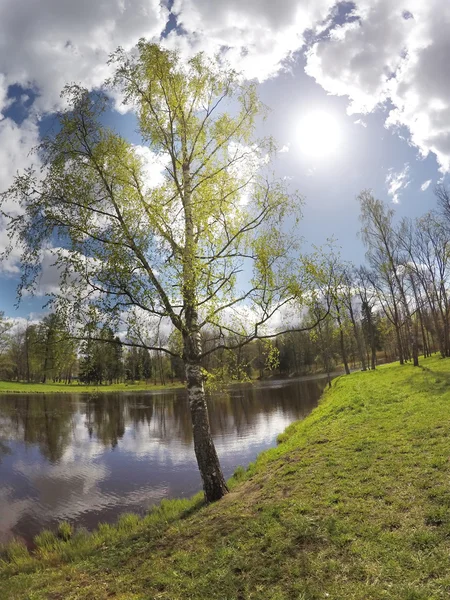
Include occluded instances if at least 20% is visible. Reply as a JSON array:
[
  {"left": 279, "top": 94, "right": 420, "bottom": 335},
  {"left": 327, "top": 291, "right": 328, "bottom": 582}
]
[{"left": 297, "top": 110, "right": 342, "bottom": 158}]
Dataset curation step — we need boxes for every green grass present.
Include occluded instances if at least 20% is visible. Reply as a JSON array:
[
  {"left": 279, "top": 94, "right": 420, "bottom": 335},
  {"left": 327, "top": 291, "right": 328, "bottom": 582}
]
[
  {"left": 0, "top": 380, "right": 183, "bottom": 394},
  {"left": 2, "top": 355, "right": 450, "bottom": 599}
]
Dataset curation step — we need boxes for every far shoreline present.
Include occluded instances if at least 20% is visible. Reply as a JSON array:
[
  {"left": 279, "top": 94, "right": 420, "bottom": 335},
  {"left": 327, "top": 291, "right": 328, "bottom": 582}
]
[
  {"left": 0, "top": 381, "right": 185, "bottom": 395},
  {"left": 0, "top": 364, "right": 385, "bottom": 395}
]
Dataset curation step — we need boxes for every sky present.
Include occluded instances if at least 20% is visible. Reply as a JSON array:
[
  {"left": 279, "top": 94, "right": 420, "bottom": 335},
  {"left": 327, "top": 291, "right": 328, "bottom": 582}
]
[{"left": 0, "top": 0, "right": 449, "bottom": 319}]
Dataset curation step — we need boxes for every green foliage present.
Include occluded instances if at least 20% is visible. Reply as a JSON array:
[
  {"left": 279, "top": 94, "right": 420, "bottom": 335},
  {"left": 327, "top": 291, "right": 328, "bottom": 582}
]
[
  {"left": 117, "top": 513, "right": 140, "bottom": 532},
  {"left": 57, "top": 522, "right": 73, "bottom": 542},
  {"left": 202, "top": 349, "right": 252, "bottom": 392},
  {"left": 34, "top": 529, "right": 58, "bottom": 550},
  {"left": 4, "top": 540, "right": 28, "bottom": 564},
  {"left": 231, "top": 465, "right": 246, "bottom": 482},
  {"left": 79, "top": 327, "right": 123, "bottom": 385},
  {"left": 261, "top": 339, "right": 280, "bottom": 371}
]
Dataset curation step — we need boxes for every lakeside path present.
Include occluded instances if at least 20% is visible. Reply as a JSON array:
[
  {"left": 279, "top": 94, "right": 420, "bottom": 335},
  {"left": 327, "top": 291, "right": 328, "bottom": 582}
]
[{"left": 2, "top": 356, "right": 450, "bottom": 599}]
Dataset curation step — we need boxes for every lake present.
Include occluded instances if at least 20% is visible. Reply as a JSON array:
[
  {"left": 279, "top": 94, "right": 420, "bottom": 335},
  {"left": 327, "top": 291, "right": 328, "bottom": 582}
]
[{"left": 0, "top": 376, "right": 327, "bottom": 545}]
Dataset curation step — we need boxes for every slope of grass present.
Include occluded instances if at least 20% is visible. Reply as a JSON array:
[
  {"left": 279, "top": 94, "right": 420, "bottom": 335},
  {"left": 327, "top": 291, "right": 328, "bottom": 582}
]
[
  {"left": 0, "top": 380, "right": 183, "bottom": 394},
  {"left": 2, "top": 356, "right": 450, "bottom": 599}
]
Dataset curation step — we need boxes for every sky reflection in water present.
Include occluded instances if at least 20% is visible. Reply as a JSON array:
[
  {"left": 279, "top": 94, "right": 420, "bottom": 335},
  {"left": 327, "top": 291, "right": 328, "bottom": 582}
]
[{"left": 0, "top": 377, "right": 326, "bottom": 544}]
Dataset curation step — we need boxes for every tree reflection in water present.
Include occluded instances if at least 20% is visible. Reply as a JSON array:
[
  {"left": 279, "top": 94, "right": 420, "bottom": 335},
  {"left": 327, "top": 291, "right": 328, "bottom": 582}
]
[{"left": 0, "top": 376, "right": 326, "bottom": 544}]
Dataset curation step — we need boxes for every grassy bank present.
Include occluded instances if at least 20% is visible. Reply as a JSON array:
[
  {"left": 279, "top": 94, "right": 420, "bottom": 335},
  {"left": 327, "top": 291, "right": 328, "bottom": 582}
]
[
  {"left": 2, "top": 355, "right": 450, "bottom": 599},
  {"left": 0, "top": 380, "right": 183, "bottom": 394}
]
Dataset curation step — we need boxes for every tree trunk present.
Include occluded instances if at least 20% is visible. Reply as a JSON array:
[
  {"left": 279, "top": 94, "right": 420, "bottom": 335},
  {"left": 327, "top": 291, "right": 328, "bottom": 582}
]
[
  {"left": 181, "top": 146, "right": 228, "bottom": 503},
  {"left": 158, "top": 350, "right": 165, "bottom": 385},
  {"left": 185, "top": 354, "right": 229, "bottom": 503},
  {"left": 339, "top": 326, "right": 350, "bottom": 375},
  {"left": 362, "top": 302, "right": 376, "bottom": 369},
  {"left": 348, "top": 302, "right": 366, "bottom": 371},
  {"left": 443, "top": 313, "right": 450, "bottom": 357},
  {"left": 418, "top": 308, "right": 428, "bottom": 358},
  {"left": 408, "top": 316, "right": 419, "bottom": 367},
  {"left": 371, "top": 342, "right": 376, "bottom": 370},
  {"left": 394, "top": 324, "right": 404, "bottom": 365},
  {"left": 410, "top": 277, "right": 428, "bottom": 358},
  {"left": 396, "top": 276, "right": 418, "bottom": 367},
  {"left": 335, "top": 304, "right": 350, "bottom": 375}
]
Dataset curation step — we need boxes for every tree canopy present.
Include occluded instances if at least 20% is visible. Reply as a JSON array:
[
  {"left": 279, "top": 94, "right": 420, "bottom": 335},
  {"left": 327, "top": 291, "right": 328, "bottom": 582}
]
[{"left": 3, "top": 43, "right": 301, "bottom": 354}]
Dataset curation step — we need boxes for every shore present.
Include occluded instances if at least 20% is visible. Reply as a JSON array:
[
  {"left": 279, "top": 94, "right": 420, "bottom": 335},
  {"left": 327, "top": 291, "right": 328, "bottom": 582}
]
[
  {"left": 0, "top": 380, "right": 184, "bottom": 394},
  {"left": 0, "top": 367, "right": 346, "bottom": 394},
  {"left": 2, "top": 356, "right": 450, "bottom": 599}
]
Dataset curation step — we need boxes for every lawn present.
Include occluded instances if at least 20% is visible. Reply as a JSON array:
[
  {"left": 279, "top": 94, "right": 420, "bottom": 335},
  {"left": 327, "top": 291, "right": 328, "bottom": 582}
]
[
  {"left": 2, "top": 356, "right": 450, "bottom": 599},
  {"left": 0, "top": 380, "right": 183, "bottom": 394}
]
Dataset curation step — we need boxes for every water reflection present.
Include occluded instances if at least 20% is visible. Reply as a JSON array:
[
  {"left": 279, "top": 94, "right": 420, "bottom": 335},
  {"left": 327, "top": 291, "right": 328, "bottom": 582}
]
[{"left": 0, "top": 376, "right": 326, "bottom": 544}]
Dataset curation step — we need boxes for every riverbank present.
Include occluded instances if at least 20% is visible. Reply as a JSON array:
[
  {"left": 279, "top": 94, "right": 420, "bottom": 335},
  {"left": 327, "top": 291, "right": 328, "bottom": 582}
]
[
  {"left": 0, "top": 365, "right": 352, "bottom": 394},
  {"left": 0, "top": 380, "right": 184, "bottom": 394},
  {"left": 2, "top": 355, "right": 450, "bottom": 599}
]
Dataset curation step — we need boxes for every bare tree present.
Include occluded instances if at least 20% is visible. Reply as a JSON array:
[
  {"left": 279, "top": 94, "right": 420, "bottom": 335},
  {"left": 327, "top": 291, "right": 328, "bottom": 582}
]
[{"left": 358, "top": 191, "right": 419, "bottom": 366}]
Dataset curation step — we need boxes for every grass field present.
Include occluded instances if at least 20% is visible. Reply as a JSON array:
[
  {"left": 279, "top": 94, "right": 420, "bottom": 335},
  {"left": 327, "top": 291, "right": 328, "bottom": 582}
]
[
  {"left": 2, "top": 355, "right": 450, "bottom": 599},
  {"left": 0, "top": 380, "right": 183, "bottom": 394}
]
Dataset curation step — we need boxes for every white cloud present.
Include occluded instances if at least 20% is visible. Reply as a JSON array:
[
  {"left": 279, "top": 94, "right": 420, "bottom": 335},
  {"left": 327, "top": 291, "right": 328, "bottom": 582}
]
[
  {"left": 0, "top": 0, "right": 337, "bottom": 121},
  {"left": 0, "top": 0, "right": 168, "bottom": 116},
  {"left": 386, "top": 163, "right": 410, "bottom": 204},
  {"left": 0, "top": 0, "right": 448, "bottom": 198},
  {"left": 305, "top": 0, "right": 450, "bottom": 172},
  {"left": 420, "top": 179, "right": 432, "bottom": 191},
  {"left": 354, "top": 118, "right": 367, "bottom": 128},
  {"left": 133, "top": 144, "right": 170, "bottom": 192},
  {"left": 305, "top": 2, "right": 412, "bottom": 115},
  {"left": 0, "top": 74, "right": 14, "bottom": 118},
  {"left": 166, "top": 0, "right": 337, "bottom": 81},
  {"left": 0, "top": 116, "right": 41, "bottom": 272},
  {"left": 0, "top": 227, "right": 21, "bottom": 275},
  {"left": 0, "top": 116, "right": 40, "bottom": 193},
  {"left": 278, "top": 144, "right": 290, "bottom": 153}
]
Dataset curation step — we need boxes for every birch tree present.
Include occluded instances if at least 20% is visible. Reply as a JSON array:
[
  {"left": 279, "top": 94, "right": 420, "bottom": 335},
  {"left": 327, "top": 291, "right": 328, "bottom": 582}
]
[{"left": 1, "top": 43, "right": 307, "bottom": 502}]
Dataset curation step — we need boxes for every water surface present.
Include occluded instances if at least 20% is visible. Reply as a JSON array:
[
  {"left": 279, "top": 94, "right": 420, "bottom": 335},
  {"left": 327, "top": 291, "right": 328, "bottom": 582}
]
[{"left": 0, "top": 376, "right": 327, "bottom": 544}]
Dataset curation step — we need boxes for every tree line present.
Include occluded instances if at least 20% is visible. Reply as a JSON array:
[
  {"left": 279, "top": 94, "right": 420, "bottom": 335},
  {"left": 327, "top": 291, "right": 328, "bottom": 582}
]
[{"left": 0, "top": 315, "right": 176, "bottom": 385}]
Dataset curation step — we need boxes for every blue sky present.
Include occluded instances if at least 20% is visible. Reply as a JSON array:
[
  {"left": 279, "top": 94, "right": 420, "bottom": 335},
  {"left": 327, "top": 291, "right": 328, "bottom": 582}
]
[{"left": 0, "top": 0, "right": 448, "bottom": 319}]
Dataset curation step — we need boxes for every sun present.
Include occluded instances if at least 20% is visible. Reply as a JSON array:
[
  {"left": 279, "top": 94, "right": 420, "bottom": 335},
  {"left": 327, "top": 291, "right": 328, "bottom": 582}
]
[{"left": 297, "top": 110, "right": 342, "bottom": 158}]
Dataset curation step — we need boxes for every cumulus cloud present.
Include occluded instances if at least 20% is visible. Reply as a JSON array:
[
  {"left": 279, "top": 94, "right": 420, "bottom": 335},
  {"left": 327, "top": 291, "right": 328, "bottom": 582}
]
[
  {"left": 0, "top": 1, "right": 169, "bottom": 240},
  {"left": 133, "top": 144, "right": 170, "bottom": 193},
  {"left": 166, "top": 0, "right": 336, "bottom": 80},
  {"left": 1, "top": 0, "right": 331, "bottom": 277},
  {"left": 386, "top": 163, "right": 410, "bottom": 204},
  {"left": 305, "top": 0, "right": 450, "bottom": 171},
  {"left": 305, "top": 2, "right": 412, "bottom": 114},
  {"left": 0, "top": 0, "right": 448, "bottom": 182},
  {"left": 0, "top": 0, "right": 168, "bottom": 116},
  {"left": 0, "top": 0, "right": 335, "bottom": 120},
  {"left": 0, "top": 116, "right": 40, "bottom": 193},
  {"left": 0, "top": 116, "right": 41, "bottom": 271},
  {"left": 0, "top": 74, "right": 13, "bottom": 117},
  {"left": 421, "top": 179, "right": 432, "bottom": 191}
]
